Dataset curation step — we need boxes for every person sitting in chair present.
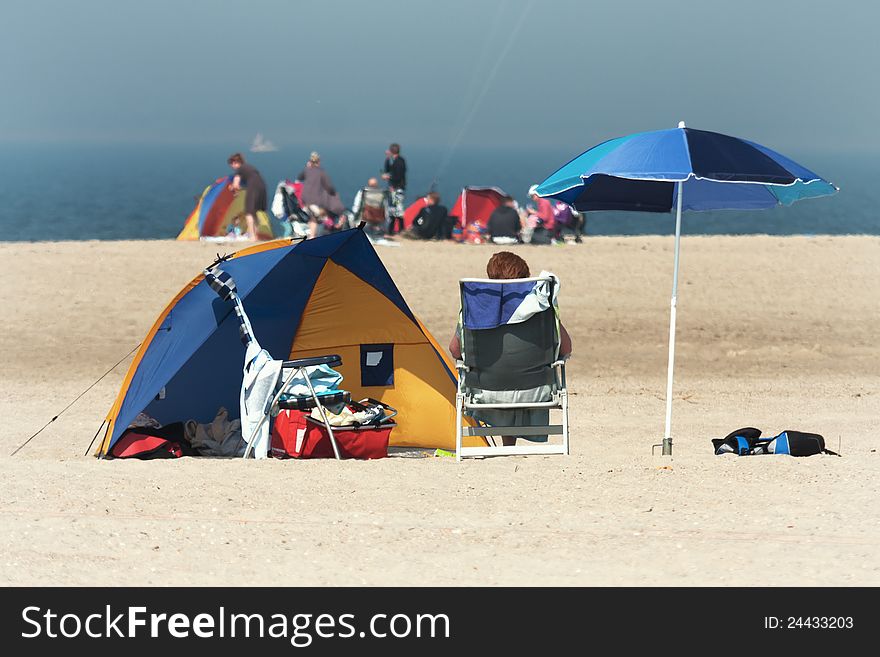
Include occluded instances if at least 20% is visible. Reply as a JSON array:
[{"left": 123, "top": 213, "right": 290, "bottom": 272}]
[
  {"left": 449, "top": 251, "right": 572, "bottom": 446},
  {"left": 352, "top": 177, "right": 388, "bottom": 237}
]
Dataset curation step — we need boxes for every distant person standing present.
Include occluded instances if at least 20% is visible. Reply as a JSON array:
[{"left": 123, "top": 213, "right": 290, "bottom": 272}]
[
  {"left": 382, "top": 143, "right": 407, "bottom": 235},
  {"left": 227, "top": 152, "right": 267, "bottom": 240},
  {"left": 297, "top": 151, "right": 345, "bottom": 237}
]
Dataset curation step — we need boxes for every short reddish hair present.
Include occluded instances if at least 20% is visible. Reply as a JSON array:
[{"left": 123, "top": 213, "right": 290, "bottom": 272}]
[{"left": 486, "top": 252, "right": 530, "bottom": 279}]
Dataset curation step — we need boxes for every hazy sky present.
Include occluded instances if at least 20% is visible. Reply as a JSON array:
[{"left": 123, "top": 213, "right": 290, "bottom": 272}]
[{"left": 1, "top": 0, "right": 876, "bottom": 152}]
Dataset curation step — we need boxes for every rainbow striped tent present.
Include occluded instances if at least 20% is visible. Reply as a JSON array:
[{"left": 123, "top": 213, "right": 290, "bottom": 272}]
[
  {"left": 97, "top": 228, "right": 481, "bottom": 456},
  {"left": 177, "top": 175, "right": 275, "bottom": 240}
]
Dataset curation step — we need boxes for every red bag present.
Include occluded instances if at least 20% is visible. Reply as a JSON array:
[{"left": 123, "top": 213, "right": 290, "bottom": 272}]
[
  {"left": 111, "top": 430, "right": 183, "bottom": 459},
  {"left": 271, "top": 409, "right": 392, "bottom": 460}
]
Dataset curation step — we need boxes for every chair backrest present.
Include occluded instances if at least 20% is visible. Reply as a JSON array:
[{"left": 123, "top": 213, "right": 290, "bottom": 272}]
[
  {"left": 459, "top": 277, "right": 558, "bottom": 391},
  {"left": 361, "top": 187, "right": 387, "bottom": 224},
  {"left": 363, "top": 187, "right": 386, "bottom": 209}
]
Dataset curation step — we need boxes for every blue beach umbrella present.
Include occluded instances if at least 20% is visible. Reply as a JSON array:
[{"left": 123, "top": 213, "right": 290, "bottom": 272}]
[{"left": 536, "top": 122, "right": 838, "bottom": 455}]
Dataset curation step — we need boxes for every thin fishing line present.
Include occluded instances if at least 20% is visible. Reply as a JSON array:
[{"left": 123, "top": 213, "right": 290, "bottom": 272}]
[{"left": 11, "top": 343, "right": 141, "bottom": 456}]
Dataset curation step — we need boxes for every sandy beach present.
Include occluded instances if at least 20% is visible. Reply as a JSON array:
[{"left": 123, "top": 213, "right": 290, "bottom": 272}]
[{"left": 1, "top": 235, "right": 878, "bottom": 586}]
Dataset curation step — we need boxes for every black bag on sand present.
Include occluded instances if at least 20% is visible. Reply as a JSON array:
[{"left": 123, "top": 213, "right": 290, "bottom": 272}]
[
  {"left": 711, "top": 427, "right": 763, "bottom": 455},
  {"left": 759, "top": 430, "right": 839, "bottom": 456},
  {"left": 712, "top": 427, "right": 839, "bottom": 456}
]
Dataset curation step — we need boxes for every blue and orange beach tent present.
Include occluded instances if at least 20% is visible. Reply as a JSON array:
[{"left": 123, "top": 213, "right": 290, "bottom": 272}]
[
  {"left": 177, "top": 175, "right": 275, "bottom": 240},
  {"left": 97, "top": 228, "right": 479, "bottom": 456}
]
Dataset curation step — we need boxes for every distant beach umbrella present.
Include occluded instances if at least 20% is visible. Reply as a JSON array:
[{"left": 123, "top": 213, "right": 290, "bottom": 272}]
[{"left": 536, "top": 123, "right": 838, "bottom": 455}]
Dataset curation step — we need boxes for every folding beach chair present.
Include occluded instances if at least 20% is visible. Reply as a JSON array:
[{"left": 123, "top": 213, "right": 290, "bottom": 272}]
[
  {"left": 454, "top": 276, "right": 570, "bottom": 460},
  {"left": 241, "top": 354, "right": 351, "bottom": 459},
  {"left": 203, "top": 265, "right": 349, "bottom": 459}
]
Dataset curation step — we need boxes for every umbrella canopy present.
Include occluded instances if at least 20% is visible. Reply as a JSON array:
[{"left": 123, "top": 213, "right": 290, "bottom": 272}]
[
  {"left": 536, "top": 123, "right": 837, "bottom": 455},
  {"left": 537, "top": 124, "right": 837, "bottom": 212}
]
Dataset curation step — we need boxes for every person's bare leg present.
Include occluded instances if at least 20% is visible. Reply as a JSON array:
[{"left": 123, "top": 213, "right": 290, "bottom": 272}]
[{"left": 245, "top": 213, "right": 256, "bottom": 240}]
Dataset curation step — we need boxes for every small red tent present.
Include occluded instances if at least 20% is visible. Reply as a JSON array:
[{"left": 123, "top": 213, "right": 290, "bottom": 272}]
[{"left": 448, "top": 186, "right": 509, "bottom": 228}]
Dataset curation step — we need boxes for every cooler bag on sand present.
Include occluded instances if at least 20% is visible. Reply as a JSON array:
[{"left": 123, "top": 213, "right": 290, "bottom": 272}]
[{"left": 271, "top": 399, "right": 395, "bottom": 460}]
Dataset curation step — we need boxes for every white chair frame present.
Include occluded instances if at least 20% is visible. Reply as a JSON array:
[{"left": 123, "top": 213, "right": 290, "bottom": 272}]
[{"left": 454, "top": 276, "right": 570, "bottom": 460}]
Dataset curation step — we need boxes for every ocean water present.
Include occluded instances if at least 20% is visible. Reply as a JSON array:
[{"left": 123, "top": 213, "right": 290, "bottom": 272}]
[{"left": 1, "top": 143, "right": 877, "bottom": 241}]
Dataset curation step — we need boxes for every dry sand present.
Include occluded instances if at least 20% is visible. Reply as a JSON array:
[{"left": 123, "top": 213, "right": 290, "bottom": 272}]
[{"left": 1, "top": 236, "right": 878, "bottom": 586}]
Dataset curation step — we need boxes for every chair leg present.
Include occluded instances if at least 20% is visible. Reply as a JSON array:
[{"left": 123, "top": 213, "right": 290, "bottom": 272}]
[
  {"left": 455, "top": 392, "right": 463, "bottom": 462},
  {"left": 561, "top": 390, "right": 570, "bottom": 456},
  {"left": 302, "top": 369, "right": 342, "bottom": 460}
]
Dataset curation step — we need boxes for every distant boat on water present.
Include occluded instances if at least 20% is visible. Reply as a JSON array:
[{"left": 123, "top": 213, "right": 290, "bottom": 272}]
[{"left": 250, "top": 133, "right": 278, "bottom": 152}]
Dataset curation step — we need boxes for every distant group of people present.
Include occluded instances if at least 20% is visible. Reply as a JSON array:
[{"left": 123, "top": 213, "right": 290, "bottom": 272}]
[{"left": 226, "top": 143, "right": 583, "bottom": 245}]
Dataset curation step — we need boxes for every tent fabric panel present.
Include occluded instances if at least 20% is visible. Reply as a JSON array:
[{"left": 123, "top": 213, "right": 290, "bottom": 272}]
[
  {"left": 290, "top": 260, "right": 428, "bottom": 354},
  {"left": 99, "top": 274, "right": 203, "bottom": 453},
  {"left": 177, "top": 180, "right": 217, "bottom": 240},
  {"left": 140, "top": 253, "right": 327, "bottom": 429},
  {"left": 202, "top": 187, "right": 244, "bottom": 237},
  {"left": 177, "top": 212, "right": 201, "bottom": 241},
  {"left": 196, "top": 177, "right": 231, "bottom": 233},
  {"left": 105, "top": 244, "right": 299, "bottom": 448},
  {"left": 329, "top": 230, "right": 416, "bottom": 322},
  {"left": 448, "top": 188, "right": 508, "bottom": 225},
  {"left": 289, "top": 343, "right": 480, "bottom": 449},
  {"left": 289, "top": 258, "right": 471, "bottom": 448}
]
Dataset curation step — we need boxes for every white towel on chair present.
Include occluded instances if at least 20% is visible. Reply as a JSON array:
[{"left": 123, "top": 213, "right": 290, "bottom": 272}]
[
  {"left": 240, "top": 340, "right": 282, "bottom": 459},
  {"left": 507, "top": 271, "right": 560, "bottom": 325}
]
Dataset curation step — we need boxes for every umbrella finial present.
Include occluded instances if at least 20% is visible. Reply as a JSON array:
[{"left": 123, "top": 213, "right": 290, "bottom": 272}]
[{"left": 678, "top": 120, "right": 686, "bottom": 129}]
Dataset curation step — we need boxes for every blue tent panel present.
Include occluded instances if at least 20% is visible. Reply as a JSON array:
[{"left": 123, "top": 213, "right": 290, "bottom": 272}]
[
  {"left": 139, "top": 252, "right": 328, "bottom": 432},
  {"left": 110, "top": 244, "right": 302, "bottom": 445}
]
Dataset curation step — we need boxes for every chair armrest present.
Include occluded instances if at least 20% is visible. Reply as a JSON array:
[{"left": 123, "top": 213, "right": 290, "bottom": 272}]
[
  {"left": 283, "top": 354, "right": 342, "bottom": 369},
  {"left": 551, "top": 357, "right": 568, "bottom": 389}
]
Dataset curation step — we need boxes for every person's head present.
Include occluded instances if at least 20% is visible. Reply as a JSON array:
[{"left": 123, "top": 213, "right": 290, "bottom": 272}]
[
  {"left": 367, "top": 177, "right": 379, "bottom": 188},
  {"left": 309, "top": 151, "right": 321, "bottom": 166},
  {"left": 426, "top": 191, "right": 441, "bottom": 205},
  {"left": 528, "top": 184, "right": 539, "bottom": 201},
  {"left": 227, "top": 152, "right": 245, "bottom": 170},
  {"left": 387, "top": 143, "right": 400, "bottom": 157},
  {"left": 502, "top": 195, "right": 515, "bottom": 207},
  {"left": 486, "top": 252, "right": 530, "bottom": 279}
]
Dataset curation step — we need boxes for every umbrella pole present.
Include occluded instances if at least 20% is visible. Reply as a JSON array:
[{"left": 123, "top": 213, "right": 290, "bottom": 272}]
[{"left": 662, "top": 182, "right": 684, "bottom": 456}]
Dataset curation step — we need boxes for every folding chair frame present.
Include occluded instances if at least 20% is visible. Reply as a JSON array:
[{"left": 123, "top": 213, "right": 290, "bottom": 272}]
[
  {"left": 242, "top": 355, "right": 343, "bottom": 460},
  {"left": 454, "top": 276, "right": 570, "bottom": 460}
]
